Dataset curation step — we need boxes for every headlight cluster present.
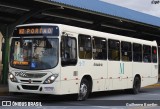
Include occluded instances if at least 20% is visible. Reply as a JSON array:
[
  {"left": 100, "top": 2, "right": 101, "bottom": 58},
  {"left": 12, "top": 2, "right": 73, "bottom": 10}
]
[
  {"left": 8, "top": 73, "right": 18, "bottom": 82},
  {"left": 43, "top": 74, "right": 58, "bottom": 84}
]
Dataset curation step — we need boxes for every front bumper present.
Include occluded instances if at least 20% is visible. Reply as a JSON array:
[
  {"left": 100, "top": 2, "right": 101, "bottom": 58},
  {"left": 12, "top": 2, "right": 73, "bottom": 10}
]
[{"left": 8, "top": 80, "right": 61, "bottom": 95}]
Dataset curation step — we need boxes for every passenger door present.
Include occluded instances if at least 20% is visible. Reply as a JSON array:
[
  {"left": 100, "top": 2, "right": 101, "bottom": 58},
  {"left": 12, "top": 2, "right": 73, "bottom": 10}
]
[{"left": 60, "top": 33, "right": 79, "bottom": 94}]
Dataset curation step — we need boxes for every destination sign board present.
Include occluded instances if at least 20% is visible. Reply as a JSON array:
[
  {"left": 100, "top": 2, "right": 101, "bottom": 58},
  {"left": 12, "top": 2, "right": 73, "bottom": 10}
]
[{"left": 13, "top": 26, "right": 59, "bottom": 36}]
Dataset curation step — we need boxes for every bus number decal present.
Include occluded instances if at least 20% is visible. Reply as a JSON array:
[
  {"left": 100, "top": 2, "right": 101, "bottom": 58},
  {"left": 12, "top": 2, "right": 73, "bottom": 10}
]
[
  {"left": 120, "top": 63, "right": 124, "bottom": 74},
  {"left": 79, "top": 61, "right": 85, "bottom": 66}
]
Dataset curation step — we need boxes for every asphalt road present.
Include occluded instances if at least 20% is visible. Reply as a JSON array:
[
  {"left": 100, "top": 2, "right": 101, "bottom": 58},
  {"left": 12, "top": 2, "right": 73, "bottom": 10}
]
[{"left": 0, "top": 87, "right": 160, "bottom": 109}]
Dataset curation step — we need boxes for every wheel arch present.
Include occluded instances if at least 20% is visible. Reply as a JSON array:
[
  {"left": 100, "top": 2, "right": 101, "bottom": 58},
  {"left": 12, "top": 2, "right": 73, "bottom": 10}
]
[
  {"left": 134, "top": 74, "right": 141, "bottom": 86},
  {"left": 81, "top": 75, "right": 93, "bottom": 92},
  {"left": 134, "top": 74, "right": 141, "bottom": 81}
]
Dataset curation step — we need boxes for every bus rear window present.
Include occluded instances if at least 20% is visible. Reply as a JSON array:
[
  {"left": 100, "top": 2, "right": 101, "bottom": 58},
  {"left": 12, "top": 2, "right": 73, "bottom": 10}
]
[
  {"left": 152, "top": 46, "right": 157, "bottom": 63},
  {"left": 143, "top": 45, "right": 151, "bottom": 63}
]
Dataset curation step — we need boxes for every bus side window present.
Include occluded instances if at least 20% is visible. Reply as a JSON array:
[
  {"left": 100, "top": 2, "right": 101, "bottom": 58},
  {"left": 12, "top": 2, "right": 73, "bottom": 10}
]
[
  {"left": 133, "top": 43, "right": 142, "bottom": 62},
  {"left": 143, "top": 45, "right": 151, "bottom": 63},
  {"left": 121, "top": 41, "right": 132, "bottom": 61},
  {"left": 152, "top": 46, "right": 157, "bottom": 63},
  {"left": 61, "top": 36, "right": 77, "bottom": 66},
  {"left": 78, "top": 34, "right": 92, "bottom": 59},
  {"left": 108, "top": 39, "right": 120, "bottom": 61},
  {"left": 92, "top": 37, "right": 107, "bottom": 60}
]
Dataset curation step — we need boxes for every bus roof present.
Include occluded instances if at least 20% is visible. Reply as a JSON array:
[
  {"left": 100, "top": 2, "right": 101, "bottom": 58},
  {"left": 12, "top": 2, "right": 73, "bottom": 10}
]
[{"left": 16, "top": 23, "right": 157, "bottom": 46}]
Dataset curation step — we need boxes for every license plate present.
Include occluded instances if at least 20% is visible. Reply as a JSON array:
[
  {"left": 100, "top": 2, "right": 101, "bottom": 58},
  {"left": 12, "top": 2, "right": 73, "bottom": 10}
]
[{"left": 44, "top": 87, "right": 54, "bottom": 91}]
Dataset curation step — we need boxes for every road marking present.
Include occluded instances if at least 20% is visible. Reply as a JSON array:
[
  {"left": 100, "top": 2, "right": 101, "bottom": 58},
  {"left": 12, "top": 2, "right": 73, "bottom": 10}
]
[
  {"left": 91, "top": 106, "right": 124, "bottom": 109},
  {"left": 37, "top": 107, "right": 46, "bottom": 109},
  {"left": 145, "top": 93, "right": 160, "bottom": 96}
]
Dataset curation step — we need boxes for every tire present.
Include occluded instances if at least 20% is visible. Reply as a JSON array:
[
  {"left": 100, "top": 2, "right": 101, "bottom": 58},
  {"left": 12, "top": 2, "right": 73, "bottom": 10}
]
[
  {"left": 77, "top": 79, "right": 90, "bottom": 101},
  {"left": 132, "top": 76, "right": 141, "bottom": 94}
]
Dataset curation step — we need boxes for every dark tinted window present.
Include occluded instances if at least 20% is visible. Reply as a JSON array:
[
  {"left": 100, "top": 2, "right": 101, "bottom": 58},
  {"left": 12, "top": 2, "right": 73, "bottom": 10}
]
[
  {"left": 152, "top": 46, "right": 157, "bottom": 63},
  {"left": 133, "top": 43, "right": 142, "bottom": 62},
  {"left": 93, "top": 37, "right": 107, "bottom": 60},
  {"left": 108, "top": 39, "right": 120, "bottom": 61},
  {"left": 121, "top": 41, "right": 132, "bottom": 61},
  {"left": 143, "top": 45, "right": 151, "bottom": 63},
  {"left": 78, "top": 34, "right": 92, "bottom": 59},
  {"left": 61, "top": 36, "right": 77, "bottom": 66}
]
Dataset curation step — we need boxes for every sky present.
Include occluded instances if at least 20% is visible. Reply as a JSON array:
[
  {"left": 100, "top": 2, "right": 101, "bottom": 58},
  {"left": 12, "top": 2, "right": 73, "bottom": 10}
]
[{"left": 100, "top": 0, "right": 160, "bottom": 18}]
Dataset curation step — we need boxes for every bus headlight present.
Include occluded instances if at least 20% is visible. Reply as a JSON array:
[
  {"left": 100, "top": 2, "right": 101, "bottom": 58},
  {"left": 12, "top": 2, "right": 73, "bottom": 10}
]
[
  {"left": 8, "top": 73, "right": 18, "bottom": 82},
  {"left": 43, "top": 74, "right": 58, "bottom": 84}
]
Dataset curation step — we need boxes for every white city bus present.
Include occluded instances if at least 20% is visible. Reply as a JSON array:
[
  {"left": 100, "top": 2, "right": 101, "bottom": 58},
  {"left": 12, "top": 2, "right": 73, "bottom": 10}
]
[{"left": 8, "top": 23, "right": 158, "bottom": 100}]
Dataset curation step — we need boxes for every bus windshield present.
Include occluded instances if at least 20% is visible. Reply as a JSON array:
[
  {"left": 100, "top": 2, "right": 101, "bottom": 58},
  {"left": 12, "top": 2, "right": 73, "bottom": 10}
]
[{"left": 10, "top": 37, "right": 59, "bottom": 70}]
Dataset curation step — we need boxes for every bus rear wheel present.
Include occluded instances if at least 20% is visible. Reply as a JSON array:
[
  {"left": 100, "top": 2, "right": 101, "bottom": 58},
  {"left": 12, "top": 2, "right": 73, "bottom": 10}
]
[
  {"left": 77, "top": 79, "right": 89, "bottom": 101},
  {"left": 132, "top": 76, "right": 141, "bottom": 94}
]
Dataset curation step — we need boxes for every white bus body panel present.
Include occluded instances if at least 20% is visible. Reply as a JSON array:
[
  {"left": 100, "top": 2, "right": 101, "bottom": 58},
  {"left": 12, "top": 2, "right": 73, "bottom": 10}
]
[{"left": 9, "top": 23, "right": 158, "bottom": 95}]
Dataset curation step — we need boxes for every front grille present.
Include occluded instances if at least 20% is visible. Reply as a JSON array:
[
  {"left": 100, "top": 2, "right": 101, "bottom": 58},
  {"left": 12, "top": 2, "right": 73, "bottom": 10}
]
[
  {"left": 21, "top": 85, "right": 39, "bottom": 90},
  {"left": 20, "top": 80, "right": 42, "bottom": 83},
  {"left": 19, "top": 73, "right": 47, "bottom": 78}
]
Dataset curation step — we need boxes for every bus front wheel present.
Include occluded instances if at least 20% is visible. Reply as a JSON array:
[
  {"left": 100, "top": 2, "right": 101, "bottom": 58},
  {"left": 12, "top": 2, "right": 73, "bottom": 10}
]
[{"left": 77, "top": 79, "right": 89, "bottom": 101}]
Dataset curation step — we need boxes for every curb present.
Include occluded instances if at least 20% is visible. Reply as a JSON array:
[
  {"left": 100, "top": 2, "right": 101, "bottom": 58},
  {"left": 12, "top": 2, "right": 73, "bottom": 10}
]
[
  {"left": 0, "top": 91, "right": 8, "bottom": 96},
  {"left": 0, "top": 86, "right": 9, "bottom": 96},
  {"left": 144, "top": 83, "right": 160, "bottom": 88}
]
